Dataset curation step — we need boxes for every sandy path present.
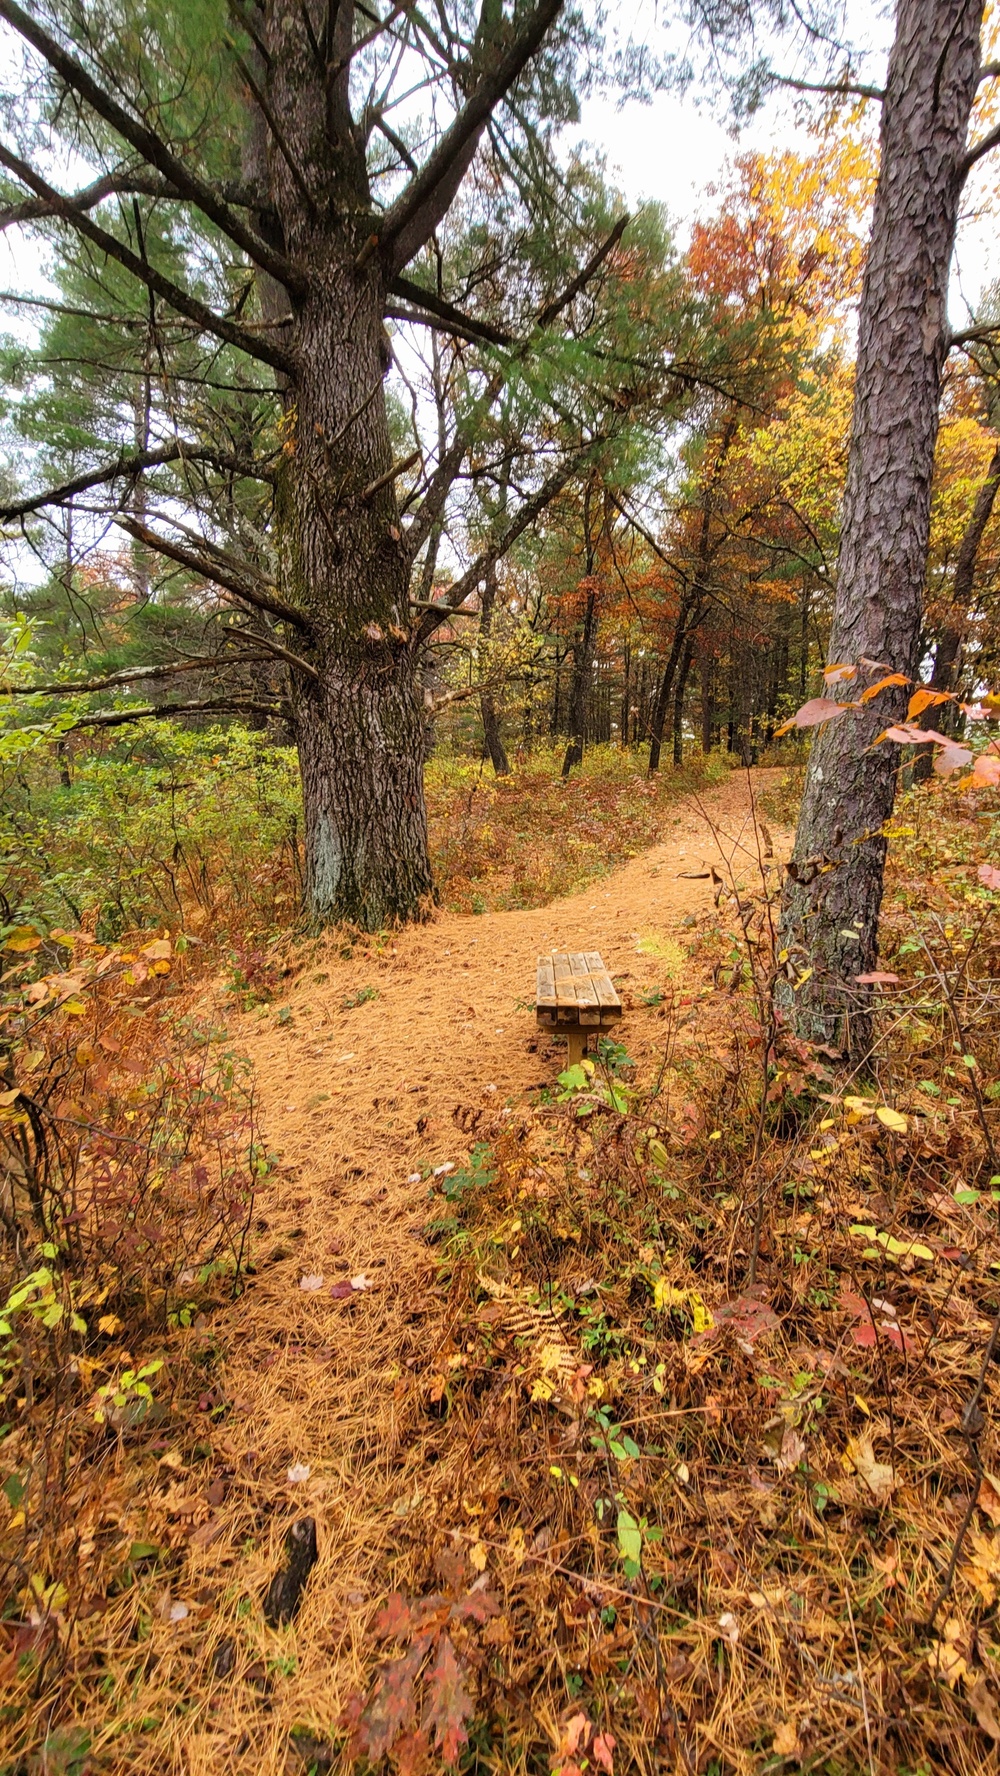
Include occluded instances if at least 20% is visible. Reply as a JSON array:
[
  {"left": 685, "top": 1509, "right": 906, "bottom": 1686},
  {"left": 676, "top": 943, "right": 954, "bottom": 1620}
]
[{"left": 241, "top": 768, "right": 785, "bottom": 1207}]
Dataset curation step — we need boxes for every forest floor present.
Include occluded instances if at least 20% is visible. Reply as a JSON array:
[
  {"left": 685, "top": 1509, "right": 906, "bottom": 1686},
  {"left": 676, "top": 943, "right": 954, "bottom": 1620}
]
[
  {"left": 152, "top": 768, "right": 793, "bottom": 1773},
  {"left": 26, "top": 764, "right": 1000, "bottom": 1776}
]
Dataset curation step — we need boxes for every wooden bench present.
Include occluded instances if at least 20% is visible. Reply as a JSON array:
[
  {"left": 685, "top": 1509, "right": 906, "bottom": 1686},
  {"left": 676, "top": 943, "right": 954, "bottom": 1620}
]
[{"left": 536, "top": 951, "right": 622, "bottom": 1065}]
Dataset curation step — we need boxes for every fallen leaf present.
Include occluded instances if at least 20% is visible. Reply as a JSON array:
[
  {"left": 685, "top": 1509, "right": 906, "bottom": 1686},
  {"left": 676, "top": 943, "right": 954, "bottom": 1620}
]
[
  {"left": 421, "top": 1632, "right": 473, "bottom": 1764},
  {"left": 346, "top": 1639, "right": 425, "bottom": 1761},
  {"left": 772, "top": 1720, "right": 799, "bottom": 1756},
  {"left": 592, "top": 1732, "right": 616, "bottom": 1774},
  {"left": 876, "top": 1107, "right": 908, "bottom": 1134},
  {"left": 775, "top": 1426, "right": 805, "bottom": 1473},
  {"left": 969, "top": 1675, "right": 1000, "bottom": 1741},
  {"left": 847, "top": 1433, "right": 895, "bottom": 1501},
  {"left": 287, "top": 1462, "right": 311, "bottom": 1483},
  {"left": 299, "top": 1274, "right": 325, "bottom": 1292},
  {"left": 979, "top": 864, "right": 1000, "bottom": 891},
  {"left": 469, "top": 1542, "right": 488, "bottom": 1574},
  {"left": 351, "top": 1274, "right": 374, "bottom": 1290},
  {"left": 718, "top": 1611, "right": 739, "bottom": 1646},
  {"left": 979, "top": 1474, "right": 1000, "bottom": 1527}
]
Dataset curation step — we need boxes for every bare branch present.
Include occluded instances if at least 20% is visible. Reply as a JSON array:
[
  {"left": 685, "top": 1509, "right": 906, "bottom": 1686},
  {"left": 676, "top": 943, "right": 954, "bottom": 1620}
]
[
  {"left": 964, "top": 117, "right": 1000, "bottom": 172},
  {"left": 377, "top": 0, "right": 565, "bottom": 277},
  {"left": 949, "top": 320, "right": 1000, "bottom": 349},
  {"left": 0, "top": 143, "right": 293, "bottom": 375},
  {"left": 535, "top": 213, "right": 629, "bottom": 329},
  {"left": 0, "top": 0, "right": 307, "bottom": 294},
  {"left": 113, "top": 516, "right": 311, "bottom": 632},
  {"left": 388, "top": 273, "right": 514, "bottom": 344},
  {"left": 769, "top": 71, "right": 884, "bottom": 101}
]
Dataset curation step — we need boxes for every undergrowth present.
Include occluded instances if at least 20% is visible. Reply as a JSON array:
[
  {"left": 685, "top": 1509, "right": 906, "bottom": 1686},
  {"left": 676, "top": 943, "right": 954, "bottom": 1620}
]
[
  {"left": 331, "top": 782, "right": 1000, "bottom": 1776},
  {"left": 1, "top": 728, "right": 731, "bottom": 949}
]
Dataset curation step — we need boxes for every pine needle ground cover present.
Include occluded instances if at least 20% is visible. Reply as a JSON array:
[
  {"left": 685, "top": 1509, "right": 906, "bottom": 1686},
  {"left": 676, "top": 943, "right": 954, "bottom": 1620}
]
[{"left": 3, "top": 773, "right": 1000, "bottom": 1774}]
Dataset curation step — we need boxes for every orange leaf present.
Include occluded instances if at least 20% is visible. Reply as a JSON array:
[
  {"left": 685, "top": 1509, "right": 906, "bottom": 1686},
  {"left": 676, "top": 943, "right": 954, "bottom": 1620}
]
[
  {"left": 860, "top": 673, "right": 909, "bottom": 703},
  {"left": 824, "top": 662, "right": 857, "bottom": 685},
  {"left": 907, "top": 687, "right": 954, "bottom": 719}
]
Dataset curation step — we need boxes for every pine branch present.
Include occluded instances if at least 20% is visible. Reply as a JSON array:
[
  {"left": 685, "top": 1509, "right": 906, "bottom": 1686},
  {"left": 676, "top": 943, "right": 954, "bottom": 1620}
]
[
  {"left": 404, "top": 215, "right": 629, "bottom": 558},
  {"left": 377, "top": 0, "right": 565, "bottom": 277},
  {"left": 113, "top": 516, "right": 311, "bottom": 632},
  {"left": 0, "top": 0, "right": 307, "bottom": 295},
  {"left": 949, "top": 320, "right": 1000, "bottom": 348},
  {"left": 0, "top": 143, "right": 293, "bottom": 375},
  {"left": 387, "top": 274, "right": 514, "bottom": 345},
  {"left": 964, "top": 117, "right": 1000, "bottom": 172},
  {"left": 67, "top": 694, "right": 284, "bottom": 730},
  {"left": 769, "top": 71, "right": 884, "bottom": 102},
  {"left": 0, "top": 443, "right": 272, "bottom": 523},
  {"left": 3, "top": 655, "right": 274, "bottom": 697}
]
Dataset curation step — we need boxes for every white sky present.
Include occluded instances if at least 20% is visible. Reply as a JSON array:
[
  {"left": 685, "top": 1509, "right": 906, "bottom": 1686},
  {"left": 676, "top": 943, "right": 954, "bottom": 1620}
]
[{"left": 571, "top": 16, "right": 996, "bottom": 326}]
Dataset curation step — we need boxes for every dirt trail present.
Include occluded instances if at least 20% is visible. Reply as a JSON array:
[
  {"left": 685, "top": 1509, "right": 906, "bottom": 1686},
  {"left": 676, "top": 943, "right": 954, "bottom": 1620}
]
[
  {"left": 178, "top": 768, "right": 789, "bottom": 1772},
  {"left": 243, "top": 769, "right": 786, "bottom": 1202}
]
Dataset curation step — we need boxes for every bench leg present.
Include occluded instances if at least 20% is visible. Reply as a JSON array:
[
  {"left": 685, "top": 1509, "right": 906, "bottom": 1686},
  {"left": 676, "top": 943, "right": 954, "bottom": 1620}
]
[{"left": 565, "top": 1028, "right": 587, "bottom": 1067}]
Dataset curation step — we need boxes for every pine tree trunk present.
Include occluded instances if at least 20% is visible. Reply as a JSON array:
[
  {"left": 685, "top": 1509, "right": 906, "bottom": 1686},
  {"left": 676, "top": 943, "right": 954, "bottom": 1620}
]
[
  {"left": 261, "top": 1, "right": 436, "bottom": 928},
  {"left": 778, "top": 0, "right": 983, "bottom": 1055},
  {"left": 672, "top": 633, "right": 695, "bottom": 766}
]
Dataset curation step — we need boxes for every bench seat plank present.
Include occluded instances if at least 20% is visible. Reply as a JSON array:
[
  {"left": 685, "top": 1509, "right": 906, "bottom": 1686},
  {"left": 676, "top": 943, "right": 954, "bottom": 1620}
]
[{"left": 535, "top": 951, "right": 622, "bottom": 1031}]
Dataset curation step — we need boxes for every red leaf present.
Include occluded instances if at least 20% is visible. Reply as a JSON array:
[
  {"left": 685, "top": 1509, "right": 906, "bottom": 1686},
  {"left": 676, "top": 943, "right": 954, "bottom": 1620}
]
[
  {"left": 979, "top": 864, "right": 1000, "bottom": 891},
  {"left": 347, "top": 1639, "right": 426, "bottom": 1761},
  {"left": 450, "top": 1589, "right": 500, "bottom": 1625},
  {"left": 422, "top": 1632, "right": 474, "bottom": 1765},
  {"left": 713, "top": 1295, "right": 780, "bottom": 1343},
  {"left": 852, "top": 1323, "right": 878, "bottom": 1348},
  {"left": 329, "top": 1279, "right": 354, "bottom": 1299},
  {"left": 593, "top": 1732, "right": 617, "bottom": 1774}
]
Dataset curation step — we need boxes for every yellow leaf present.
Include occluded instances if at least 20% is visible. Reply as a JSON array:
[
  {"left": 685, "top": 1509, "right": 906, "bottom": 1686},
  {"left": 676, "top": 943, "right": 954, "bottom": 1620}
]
[
  {"left": 530, "top": 1376, "right": 555, "bottom": 1402},
  {"left": 690, "top": 1292, "right": 714, "bottom": 1335},
  {"left": 876, "top": 1231, "right": 933, "bottom": 1261},
  {"left": 469, "top": 1541, "right": 488, "bottom": 1573},
  {"left": 654, "top": 1279, "right": 689, "bottom": 1311},
  {"left": 876, "top": 1106, "right": 908, "bottom": 1133},
  {"left": 4, "top": 927, "right": 41, "bottom": 952},
  {"left": 97, "top": 1314, "right": 123, "bottom": 1336},
  {"left": 75, "top": 1041, "right": 97, "bottom": 1068}
]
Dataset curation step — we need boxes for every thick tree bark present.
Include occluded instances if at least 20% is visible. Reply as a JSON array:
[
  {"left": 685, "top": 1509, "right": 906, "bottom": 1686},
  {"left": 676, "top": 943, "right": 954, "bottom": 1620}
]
[
  {"left": 778, "top": 0, "right": 983, "bottom": 1056},
  {"left": 262, "top": 3, "right": 435, "bottom": 927}
]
